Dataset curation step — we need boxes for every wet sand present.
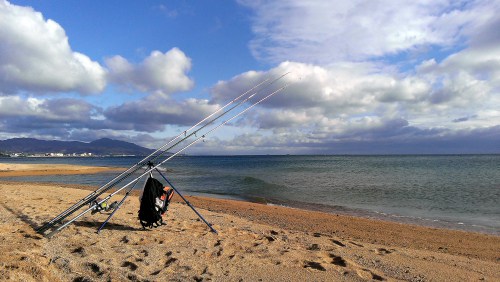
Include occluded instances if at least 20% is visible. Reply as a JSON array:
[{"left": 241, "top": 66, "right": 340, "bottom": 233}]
[
  {"left": 0, "top": 163, "right": 122, "bottom": 177},
  {"left": 0, "top": 164, "right": 499, "bottom": 281}
]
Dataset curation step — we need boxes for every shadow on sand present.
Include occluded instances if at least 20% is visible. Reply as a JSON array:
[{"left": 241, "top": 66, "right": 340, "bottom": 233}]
[
  {"left": 1, "top": 202, "right": 39, "bottom": 230},
  {"left": 1, "top": 202, "right": 142, "bottom": 234},
  {"left": 73, "top": 220, "right": 140, "bottom": 232}
]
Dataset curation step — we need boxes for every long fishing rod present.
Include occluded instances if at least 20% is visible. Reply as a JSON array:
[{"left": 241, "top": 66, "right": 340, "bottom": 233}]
[
  {"left": 98, "top": 163, "right": 218, "bottom": 234},
  {"left": 38, "top": 75, "right": 279, "bottom": 233},
  {"left": 46, "top": 80, "right": 291, "bottom": 238},
  {"left": 37, "top": 73, "right": 289, "bottom": 234}
]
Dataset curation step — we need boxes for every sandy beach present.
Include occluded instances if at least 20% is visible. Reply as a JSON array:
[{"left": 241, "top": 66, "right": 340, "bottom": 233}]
[
  {"left": 0, "top": 163, "right": 122, "bottom": 177},
  {"left": 0, "top": 164, "right": 499, "bottom": 281}
]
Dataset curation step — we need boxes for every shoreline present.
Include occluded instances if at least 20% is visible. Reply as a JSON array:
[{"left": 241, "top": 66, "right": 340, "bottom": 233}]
[
  {"left": 213, "top": 194, "right": 500, "bottom": 236},
  {"left": 1, "top": 179, "right": 498, "bottom": 262},
  {"left": 2, "top": 161, "right": 497, "bottom": 236},
  {"left": 1, "top": 176, "right": 497, "bottom": 236}
]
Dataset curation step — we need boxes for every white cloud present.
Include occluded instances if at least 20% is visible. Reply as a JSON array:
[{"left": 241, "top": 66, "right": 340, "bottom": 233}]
[
  {"left": 212, "top": 61, "right": 429, "bottom": 117},
  {"left": 239, "top": 0, "right": 498, "bottom": 64},
  {"left": 0, "top": 95, "right": 98, "bottom": 122},
  {"left": 106, "top": 48, "right": 194, "bottom": 96},
  {"left": 0, "top": 0, "right": 106, "bottom": 94},
  {"left": 0, "top": 95, "right": 42, "bottom": 117},
  {"left": 209, "top": 49, "right": 499, "bottom": 149},
  {"left": 104, "top": 95, "right": 220, "bottom": 131}
]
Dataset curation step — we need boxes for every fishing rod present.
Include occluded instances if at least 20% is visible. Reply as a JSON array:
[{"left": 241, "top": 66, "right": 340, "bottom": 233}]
[
  {"left": 46, "top": 80, "right": 291, "bottom": 238},
  {"left": 97, "top": 163, "right": 218, "bottom": 234},
  {"left": 38, "top": 76, "right": 278, "bottom": 233},
  {"left": 37, "top": 73, "right": 289, "bottom": 234}
]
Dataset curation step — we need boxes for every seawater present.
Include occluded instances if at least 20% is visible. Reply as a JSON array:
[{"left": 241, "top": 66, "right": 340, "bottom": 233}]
[{"left": 1, "top": 155, "right": 499, "bottom": 234}]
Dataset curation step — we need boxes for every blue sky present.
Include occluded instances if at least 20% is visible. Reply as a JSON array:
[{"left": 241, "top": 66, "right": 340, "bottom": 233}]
[{"left": 1, "top": 0, "right": 499, "bottom": 154}]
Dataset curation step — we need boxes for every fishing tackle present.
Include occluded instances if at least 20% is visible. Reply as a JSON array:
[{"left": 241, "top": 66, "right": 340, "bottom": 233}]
[{"left": 38, "top": 72, "right": 291, "bottom": 237}]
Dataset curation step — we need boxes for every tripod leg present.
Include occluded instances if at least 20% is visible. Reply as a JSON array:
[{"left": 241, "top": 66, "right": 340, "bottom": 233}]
[
  {"left": 97, "top": 169, "right": 147, "bottom": 233},
  {"left": 46, "top": 181, "right": 137, "bottom": 238},
  {"left": 96, "top": 190, "right": 131, "bottom": 234},
  {"left": 97, "top": 166, "right": 153, "bottom": 234},
  {"left": 155, "top": 168, "right": 218, "bottom": 234}
]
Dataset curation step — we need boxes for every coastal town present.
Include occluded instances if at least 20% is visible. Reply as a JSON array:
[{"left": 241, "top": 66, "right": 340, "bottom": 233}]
[{"left": 2, "top": 152, "right": 95, "bottom": 158}]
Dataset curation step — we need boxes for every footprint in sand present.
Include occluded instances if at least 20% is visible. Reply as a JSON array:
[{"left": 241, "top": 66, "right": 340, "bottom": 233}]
[
  {"left": 212, "top": 246, "right": 223, "bottom": 257},
  {"left": 51, "top": 256, "right": 72, "bottom": 272},
  {"left": 121, "top": 261, "right": 138, "bottom": 271},
  {"left": 349, "top": 241, "right": 364, "bottom": 247},
  {"left": 120, "top": 236, "right": 130, "bottom": 244},
  {"left": 73, "top": 276, "right": 94, "bottom": 282},
  {"left": 372, "top": 248, "right": 393, "bottom": 255},
  {"left": 356, "top": 268, "right": 385, "bottom": 281},
  {"left": 307, "top": 244, "right": 321, "bottom": 251},
  {"left": 71, "top": 246, "right": 87, "bottom": 257},
  {"left": 329, "top": 254, "right": 347, "bottom": 267},
  {"left": 150, "top": 269, "right": 161, "bottom": 276},
  {"left": 85, "top": 262, "right": 103, "bottom": 276},
  {"left": 270, "top": 230, "right": 279, "bottom": 236},
  {"left": 335, "top": 255, "right": 386, "bottom": 281},
  {"left": 127, "top": 273, "right": 141, "bottom": 281},
  {"left": 191, "top": 267, "right": 213, "bottom": 282},
  {"left": 264, "top": 235, "right": 276, "bottom": 242},
  {"left": 165, "top": 257, "right": 178, "bottom": 267},
  {"left": 23, "top": 233, "right": 43, "bottom": 240},
  {"left": 331, "top": 239, "right": 346, "bottom": 247},
  {"left": 303, "top": 260, "right": 326, "bottom": 271}
]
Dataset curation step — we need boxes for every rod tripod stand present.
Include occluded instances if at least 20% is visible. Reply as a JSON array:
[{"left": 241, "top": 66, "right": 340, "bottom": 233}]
[
  {"left": 97, "top": 162, "right": 217, "bottom": 234},
  {"left": 38, "top": 162, "right": 217, "bottom": 237}
]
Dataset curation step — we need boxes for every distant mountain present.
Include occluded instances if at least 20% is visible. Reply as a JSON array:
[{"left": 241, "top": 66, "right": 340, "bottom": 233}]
[{"left": 0, "top": 138, "right": 154, "bottom": 156}]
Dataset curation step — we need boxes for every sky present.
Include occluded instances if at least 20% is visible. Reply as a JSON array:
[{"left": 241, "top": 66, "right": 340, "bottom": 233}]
[{"left": 0, "top": 0, "right": 499, "bottom": 154}]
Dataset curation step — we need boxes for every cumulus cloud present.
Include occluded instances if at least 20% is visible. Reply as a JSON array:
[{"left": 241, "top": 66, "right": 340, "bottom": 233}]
[
  {"left": 239, "top": 0, "right": 498, "bottom": 64},
  {"left": 212, "top": 61, "right": 428, "bottom": 118},
  {"left": 0, "top": 1, "right": 202, "bottom": 141},
  {"left": 208, "top": 48, "right": 500, "bottom": 152},
  {"left": 0, "top": 0, "right": 106, "bottom": 94},
  {"left": 106, "top": 48, "right": 194, "bottom": 96},
  {"left": 104, "top": 96, "right": 219, "bottom": 132},
  {"left": 229, "top": 0, "right": 500, "bottom": 153},
  {"left": 0, "top": 95, "right": 103, "bottom": 136},
  {"left": 0, "top": 96, "right": 96, "bottom": 121}
]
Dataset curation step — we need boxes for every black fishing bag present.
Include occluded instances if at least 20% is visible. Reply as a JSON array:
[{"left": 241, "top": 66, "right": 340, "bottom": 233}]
[{"left": 138, "top": 177, "right": 174, "bottom": 229}]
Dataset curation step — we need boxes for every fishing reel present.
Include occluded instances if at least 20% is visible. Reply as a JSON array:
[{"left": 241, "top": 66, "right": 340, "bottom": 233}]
[{"left": 90, "top": 199, "right": 118, "bottom": 214}]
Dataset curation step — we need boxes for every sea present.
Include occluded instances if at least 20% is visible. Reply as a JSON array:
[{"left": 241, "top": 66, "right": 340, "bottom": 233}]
[{"left": 1, "top": 155, "right": 499, "bottom": 235}]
